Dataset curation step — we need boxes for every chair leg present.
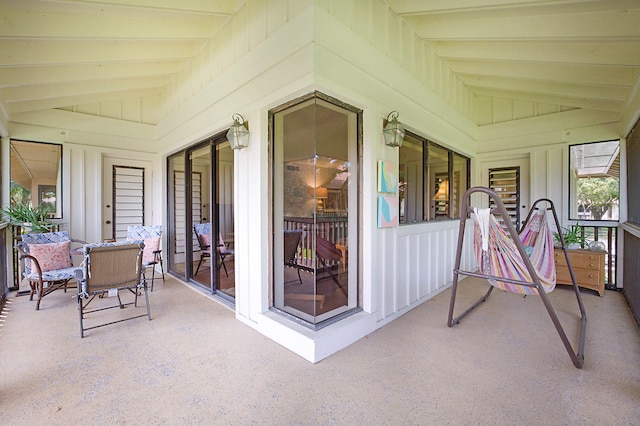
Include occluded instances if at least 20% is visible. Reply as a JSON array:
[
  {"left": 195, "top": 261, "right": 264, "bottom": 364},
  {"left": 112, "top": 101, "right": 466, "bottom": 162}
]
[
  {"left": 195, "top": 255, "right": 205, "bottom": 275},
  {"left": 159, "top": 255, "right": 165, "bottom": 281},
  {"left": 219, "top": 254, "right": 229, "bottom": 277},
  {"left": 150, "top": 265, "right": 156, "bottom": 292},
  {"left": 143, "top": 280, "right": 151, "bottom": 320},
  {"left": 78, "top": 296, "right": 85, "bottom": 338},
  {"left": 35, "top": 281, "right": 45, "bottom": 311},
  {"left": 319, "top": 258, "right": 347, "bottom": 296}
]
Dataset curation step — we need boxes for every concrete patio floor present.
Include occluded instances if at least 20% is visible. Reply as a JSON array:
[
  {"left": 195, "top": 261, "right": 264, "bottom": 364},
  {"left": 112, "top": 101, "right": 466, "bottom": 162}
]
[{"left": 1, "top": 276, "right": 639, "bottom": 425}]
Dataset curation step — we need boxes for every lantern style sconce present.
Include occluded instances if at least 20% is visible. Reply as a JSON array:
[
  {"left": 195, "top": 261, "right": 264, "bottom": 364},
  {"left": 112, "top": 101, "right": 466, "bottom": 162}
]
[
  {"left": 226, "top": 113, "right": 250, "bottom": 150},
  {"left": 383, "top": 111, "right": 405, "bottom": 148}
]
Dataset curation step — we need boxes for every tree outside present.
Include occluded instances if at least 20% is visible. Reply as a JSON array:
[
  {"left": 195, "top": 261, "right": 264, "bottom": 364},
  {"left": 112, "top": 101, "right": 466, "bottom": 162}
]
[{"left": 577, "top": 177, "right": 619, "bottom": 220}]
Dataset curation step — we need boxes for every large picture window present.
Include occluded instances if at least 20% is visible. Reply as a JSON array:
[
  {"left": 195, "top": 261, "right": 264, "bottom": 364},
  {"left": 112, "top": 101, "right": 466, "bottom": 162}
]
[
  {"left": 569, "top": 140, "right": 620, "bottom": 221},
  {"left": 9, "top": 140, "right": 63, "bottom": 219},
  {"left": 399, "top": 132, "right": 469, "bottom": 224},
  {"left": 270, "top": 92, "right": 360, "bottom": 327}
]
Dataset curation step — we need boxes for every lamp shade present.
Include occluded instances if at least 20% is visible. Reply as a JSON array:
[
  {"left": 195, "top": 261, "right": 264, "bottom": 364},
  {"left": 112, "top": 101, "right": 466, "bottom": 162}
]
[
  {"left": 383, "top": 111, "right": 405, "bottom": 147},
  {"left": 226, "top": 113, "right": 250, "bottom": 150},
  {"left": 315, "top": 187, "right": 329, "bottom": 199},
  {"left": 433, "top": 180, "right": 449, "bottom": 200}
]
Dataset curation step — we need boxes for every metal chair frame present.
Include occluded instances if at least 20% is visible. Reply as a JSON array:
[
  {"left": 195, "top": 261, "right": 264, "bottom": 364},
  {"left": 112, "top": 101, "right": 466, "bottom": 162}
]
[{"left": 76, "top": 241, "right": 151, "bottom": 338}]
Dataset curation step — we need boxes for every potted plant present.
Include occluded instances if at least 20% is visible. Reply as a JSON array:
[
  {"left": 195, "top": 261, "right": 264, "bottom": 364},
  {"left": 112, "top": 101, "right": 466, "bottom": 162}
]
[
  {"left": 0, "top": 202, "right": 55, "bottom": 233},
  {"left": 553, "top": 223, "right": 585, "bottom": 249}
]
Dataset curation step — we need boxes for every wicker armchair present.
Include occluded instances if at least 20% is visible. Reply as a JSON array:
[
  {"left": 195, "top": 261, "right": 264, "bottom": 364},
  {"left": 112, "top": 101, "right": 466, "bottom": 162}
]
[{"left": 16, "top": 231, "right": 85, "bottom": 310}]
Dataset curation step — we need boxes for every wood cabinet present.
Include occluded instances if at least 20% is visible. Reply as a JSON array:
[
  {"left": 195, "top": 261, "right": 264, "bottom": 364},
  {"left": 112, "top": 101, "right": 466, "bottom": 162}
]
[{"left": 554, "top": 249, "right": 605, "bottom": 297}]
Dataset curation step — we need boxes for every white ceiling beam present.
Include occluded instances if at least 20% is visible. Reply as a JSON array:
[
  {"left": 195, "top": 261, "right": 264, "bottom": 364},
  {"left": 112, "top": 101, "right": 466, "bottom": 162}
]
[
  {"left": 447, "top": 59, "right": 636, "bottom": 87},
  {"left": 10, "top": 108, "right": 155, "bottom": 140},
  {"left": 0, "top": 5, "right": 228, "bottom": 39},
  {"left": 37, "top": 0, "right": 236, "bottom": 15},
  {"left": 0, "top": 61, "right": 183, "bottom": 88},
  {"left": 477, "top": 108, "right": 620, "bottom": 140},
  {"left": 463, "top": 75, "right": 628, "bottom": 102},
  {"left": 406, "top": 9, "right": 640, "bottom": 40},
  {"left": 0, "top": 39, "right": 203, "bottom": 67},
  {"left": 6, "top": 87, "right": 162, "bottom": 114},
  {"left": 2, "top": 76, "right": 169, "bottom": 103},
  {"left": 396, "top": 0, "right": 640, "bottom": 18},
  {"left": 434, "top": 40, "right": 640, "bottom": 66},
  {"left": 472, "top": 87, "right": 624, "bottom": 113}
]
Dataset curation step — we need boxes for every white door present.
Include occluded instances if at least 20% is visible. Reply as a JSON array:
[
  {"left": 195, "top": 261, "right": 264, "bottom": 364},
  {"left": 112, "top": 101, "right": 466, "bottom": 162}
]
[{"left": 102, "top": 157, "right": 153, "bottom": 241}]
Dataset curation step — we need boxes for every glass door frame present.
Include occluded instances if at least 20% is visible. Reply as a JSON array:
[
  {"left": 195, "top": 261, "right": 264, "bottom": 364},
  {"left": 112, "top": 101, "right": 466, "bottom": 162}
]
[{"left": 167, "top": 131, "right": 233, "bottom": 303}]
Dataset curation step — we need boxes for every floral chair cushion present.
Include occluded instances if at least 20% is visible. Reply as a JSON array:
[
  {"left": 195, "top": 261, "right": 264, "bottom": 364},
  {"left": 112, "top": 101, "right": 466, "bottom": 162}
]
[
  {"left": 141, "top": 237, "right": 160, "bottom": 264},
  {"left": 26, "top": 240, "right": 72, "bottom": 273}
]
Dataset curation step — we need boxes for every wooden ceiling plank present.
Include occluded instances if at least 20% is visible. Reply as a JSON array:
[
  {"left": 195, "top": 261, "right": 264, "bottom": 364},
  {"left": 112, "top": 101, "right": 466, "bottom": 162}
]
[
  {"left": 39, "top": 0, "right": 236, "bottom": 15},
  {"left": 0, "top": 61, "right": 183, "bottom": 88},
  {"left": 2, "top": 76, "right": 169, "bottom": 103},
  {"left": 447, "top": 59, "right": 635, "bottom": 87},
  {"left": 473, "top": 87, "right": 624, "bottom": 113},
  {"left": 435, "top": 40, "right": 640, "bottom": 66},
  {"left": 406, "top": 9, "right": 640, "bottom": 40},
  {"left": 6, "top": 87, "right": 162, "bottom": 114},
  {"left": 0, "top": 6, "right": 228, "bottom": 39},
  {"left": 0, "top": 39, "right": 203, "bottom": 67}
]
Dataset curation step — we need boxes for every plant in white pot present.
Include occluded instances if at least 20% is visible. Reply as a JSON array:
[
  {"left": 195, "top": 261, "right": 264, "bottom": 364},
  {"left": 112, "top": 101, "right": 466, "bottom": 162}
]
[
  {"left": 553, "top": 223, "right": 585, "bottom": 249},
  {"left": 0, "top": 202, "right": 55, "bottom": 233}
]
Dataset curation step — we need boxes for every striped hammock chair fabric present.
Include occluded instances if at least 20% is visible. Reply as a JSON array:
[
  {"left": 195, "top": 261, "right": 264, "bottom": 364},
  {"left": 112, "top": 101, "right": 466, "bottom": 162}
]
[{"left": 473, "top": 208, "right": 556, "bottom": 296}]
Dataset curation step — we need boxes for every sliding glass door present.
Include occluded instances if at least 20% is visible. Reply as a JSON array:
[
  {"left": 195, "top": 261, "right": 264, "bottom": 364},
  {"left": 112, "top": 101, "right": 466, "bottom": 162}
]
[{"left": 167, "top": 134, "right": 234, "bottom": 300}]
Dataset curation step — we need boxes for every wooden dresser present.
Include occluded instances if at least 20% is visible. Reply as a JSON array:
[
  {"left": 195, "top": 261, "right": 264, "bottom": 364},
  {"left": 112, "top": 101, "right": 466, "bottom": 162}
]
[{"left": 554, "top": 249, "right": 605, "bottom": 297}]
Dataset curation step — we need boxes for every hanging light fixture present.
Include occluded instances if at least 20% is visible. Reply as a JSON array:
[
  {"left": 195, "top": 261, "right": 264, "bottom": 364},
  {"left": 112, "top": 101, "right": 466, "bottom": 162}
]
[
  {"left": 383, "top": 111, "right": 405, "bottom": 148},
  {"left": 226, "top": 113, "right": 250, "bottom": 150}
]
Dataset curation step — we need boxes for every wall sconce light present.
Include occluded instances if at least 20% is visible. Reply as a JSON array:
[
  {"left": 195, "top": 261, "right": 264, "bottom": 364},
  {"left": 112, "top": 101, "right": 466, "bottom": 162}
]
[
  {"left": 226, "top": 113, "right": 250, "bottom": 150},
  {"left": 383, "top": 111, "right": 405, "bottom": 147}
]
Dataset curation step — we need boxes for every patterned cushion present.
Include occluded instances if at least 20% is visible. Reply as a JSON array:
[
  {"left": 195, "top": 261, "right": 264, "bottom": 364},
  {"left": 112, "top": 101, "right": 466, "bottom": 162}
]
[
  {"left": 26, "top": 266, "right": 79, "bottom": 281},
  {"left": 142, "top": 237, "right": 160, "bottom": 264},
  {"left": 198, "top": 233, "right": 211, "bottom": 249},
  {"left": 26, "top": 241, "right": 72, "bottom": 272}
]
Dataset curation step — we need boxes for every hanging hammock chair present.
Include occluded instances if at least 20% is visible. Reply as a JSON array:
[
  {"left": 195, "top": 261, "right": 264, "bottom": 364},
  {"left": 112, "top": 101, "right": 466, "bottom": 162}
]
[
  {"left": 472, "top": 206, "right": 556, "bottom": 296},
  {"left": 447, "top": 187, "right": 587, "bottom": 369}
]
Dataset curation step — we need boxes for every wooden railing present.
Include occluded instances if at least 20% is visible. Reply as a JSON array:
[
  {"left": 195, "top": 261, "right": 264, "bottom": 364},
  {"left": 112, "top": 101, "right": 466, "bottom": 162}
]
[{"left": 284, "top": 216, "right": 348, "bottom": 269}]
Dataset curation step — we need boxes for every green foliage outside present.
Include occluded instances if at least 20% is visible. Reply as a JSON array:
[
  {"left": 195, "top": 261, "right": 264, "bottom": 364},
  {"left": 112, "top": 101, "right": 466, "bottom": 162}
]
[
  {"left": 577, "top": 177, "right": 619, "bottom": 220},
  {"left": 1, "top": 181, "right": 54, "bottom": 232},
  {"left": 10, "top": 180, "right": 31, "bottom": 206}
]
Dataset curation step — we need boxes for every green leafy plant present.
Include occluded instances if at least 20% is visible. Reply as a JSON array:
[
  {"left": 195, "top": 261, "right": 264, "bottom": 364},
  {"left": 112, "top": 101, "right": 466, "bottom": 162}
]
[
  {"left": 553, "top": 223, "right": 585, "bottom": 248},
  {"left": 0, "top": 202, "right": 55, "bottom": 233}
]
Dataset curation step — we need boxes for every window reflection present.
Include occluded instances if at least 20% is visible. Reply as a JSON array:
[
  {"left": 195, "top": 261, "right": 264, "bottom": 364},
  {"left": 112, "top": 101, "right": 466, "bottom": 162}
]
[
  {"left": 272, "top": 93, "right": 360, "bottom": 326},
  {"left": 9, "top": 140, "right": 62, "bottom": 219}
]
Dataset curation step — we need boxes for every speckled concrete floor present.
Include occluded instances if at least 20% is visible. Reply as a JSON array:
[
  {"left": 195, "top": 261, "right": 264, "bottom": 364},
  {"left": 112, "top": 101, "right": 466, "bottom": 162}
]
[{"left": 1, "top": 277, "right": 639, "bottom": 425}]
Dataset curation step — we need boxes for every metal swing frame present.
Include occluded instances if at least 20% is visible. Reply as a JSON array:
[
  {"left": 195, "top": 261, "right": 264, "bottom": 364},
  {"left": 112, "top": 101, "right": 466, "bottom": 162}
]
[{"left": 447, "top": 187, "right": 587, "bottom": 369}]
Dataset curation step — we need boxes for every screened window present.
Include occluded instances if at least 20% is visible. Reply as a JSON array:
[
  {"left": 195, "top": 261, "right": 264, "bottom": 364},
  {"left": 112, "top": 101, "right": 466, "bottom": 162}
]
[
  {"left": 399, "top": 132, "right": 469, "bottom": 223},
  {"left": 569, "top": 140, "right": 620, "bottom": 221}
]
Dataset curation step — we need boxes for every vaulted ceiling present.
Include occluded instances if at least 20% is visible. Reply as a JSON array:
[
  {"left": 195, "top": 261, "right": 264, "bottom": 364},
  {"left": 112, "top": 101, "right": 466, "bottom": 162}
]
[{"left": 1, "top": 0, "right": 639, "bottom": 130}]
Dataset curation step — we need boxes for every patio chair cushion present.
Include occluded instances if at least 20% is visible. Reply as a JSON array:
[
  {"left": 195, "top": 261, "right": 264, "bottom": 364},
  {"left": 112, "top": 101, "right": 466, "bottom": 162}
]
[
  {"left": 142, "top": 237, "right": 160, "bottom": 264},
  {"left": 26, "top": 266, "right": 80, "bottom": 281},
  {"left": 198, "top": 233, "right": 211, "bottom": 250},
  {"left": 26, "top": 240, "right": 72, "bottom": 272}
]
